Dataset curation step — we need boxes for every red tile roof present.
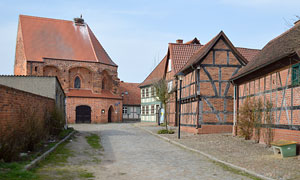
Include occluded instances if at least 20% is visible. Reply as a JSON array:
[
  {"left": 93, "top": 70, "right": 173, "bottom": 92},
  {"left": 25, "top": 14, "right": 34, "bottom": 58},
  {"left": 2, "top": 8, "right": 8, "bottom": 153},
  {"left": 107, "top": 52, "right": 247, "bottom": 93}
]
[
  {"left": 236, "top": 47, "right": 260, "bottom": 62},
  {"left": 169, "top": 43, "right": 202, "bottom": 73},
  {"left": 119, "top": 82, "right": 141, "bottom": 105},
  {"left": 66, "top": 89, "right": 121, "bottom": 99},
  {"left": 139, "top": 55, "right": 168, "bottom": 87},
  {"left": 179, "top": 31, "right": 248, "bottom": 73},
  {"left": 19, "top": 15, "right": 116, "bottom": 66}
]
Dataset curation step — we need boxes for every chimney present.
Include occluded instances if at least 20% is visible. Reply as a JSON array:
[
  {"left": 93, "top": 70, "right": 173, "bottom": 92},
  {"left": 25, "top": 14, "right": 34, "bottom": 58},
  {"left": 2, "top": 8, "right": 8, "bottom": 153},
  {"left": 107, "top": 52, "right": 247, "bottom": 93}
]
[
  {"left": 74, "top": 14, "right": 85, "bottom": 26},
  {"left": 176, "top": 39, "right": 183, "bottom": 44},
  {"left": 294, "top": 19, "right": 300, "bottom": 26}
]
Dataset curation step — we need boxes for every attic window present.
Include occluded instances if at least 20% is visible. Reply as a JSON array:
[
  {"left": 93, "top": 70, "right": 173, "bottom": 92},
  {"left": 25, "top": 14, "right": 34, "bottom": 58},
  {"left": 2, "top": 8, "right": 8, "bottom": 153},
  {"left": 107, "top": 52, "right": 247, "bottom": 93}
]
[{"left": 168, "top": 59, "right": 172, "bottom": 72}]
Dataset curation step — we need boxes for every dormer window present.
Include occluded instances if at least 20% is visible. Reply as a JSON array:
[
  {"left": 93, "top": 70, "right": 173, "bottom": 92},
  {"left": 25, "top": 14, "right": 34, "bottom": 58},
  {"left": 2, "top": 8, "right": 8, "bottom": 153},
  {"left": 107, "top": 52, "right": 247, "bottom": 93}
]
[
  {"left": 74, "top": 76, "right": 81, "bottom": 89},
  {"left": 168, "top": 59, "right": 172, "bottom": 72}
]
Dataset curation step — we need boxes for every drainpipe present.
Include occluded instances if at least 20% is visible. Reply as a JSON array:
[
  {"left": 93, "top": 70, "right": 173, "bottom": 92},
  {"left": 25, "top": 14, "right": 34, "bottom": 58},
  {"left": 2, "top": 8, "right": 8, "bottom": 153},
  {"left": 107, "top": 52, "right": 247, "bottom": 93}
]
[{"left": 233, "top": 84, "right": 237, "bottom": 136}]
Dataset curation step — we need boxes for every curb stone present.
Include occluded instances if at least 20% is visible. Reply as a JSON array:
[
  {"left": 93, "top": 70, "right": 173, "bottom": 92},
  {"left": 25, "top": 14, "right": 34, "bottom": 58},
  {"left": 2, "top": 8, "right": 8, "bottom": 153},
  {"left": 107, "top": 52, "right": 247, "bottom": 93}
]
[
  {"left": 24, "top": 131, "right": 75, "bottom": 170},
  {"left": 133, "top": 124, "right": 275, "bottom": 180}
]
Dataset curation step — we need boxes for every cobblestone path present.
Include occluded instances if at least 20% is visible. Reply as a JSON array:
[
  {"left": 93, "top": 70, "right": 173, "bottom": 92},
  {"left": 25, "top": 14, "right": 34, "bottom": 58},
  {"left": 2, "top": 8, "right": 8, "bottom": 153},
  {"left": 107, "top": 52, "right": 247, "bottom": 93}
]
[{"left": 71, "top": 123, "right": 251, "bottom": 180}]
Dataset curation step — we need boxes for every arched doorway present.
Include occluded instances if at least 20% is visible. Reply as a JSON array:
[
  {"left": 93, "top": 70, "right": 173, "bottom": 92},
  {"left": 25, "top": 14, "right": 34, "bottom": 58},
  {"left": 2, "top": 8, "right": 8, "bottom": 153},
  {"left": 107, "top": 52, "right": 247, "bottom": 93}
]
[
  {"left": 108, "top": 106, "right": 113, "bottom": 123},
  {"left": 76, "top": 105, "right": 91, "bottom": 123}
]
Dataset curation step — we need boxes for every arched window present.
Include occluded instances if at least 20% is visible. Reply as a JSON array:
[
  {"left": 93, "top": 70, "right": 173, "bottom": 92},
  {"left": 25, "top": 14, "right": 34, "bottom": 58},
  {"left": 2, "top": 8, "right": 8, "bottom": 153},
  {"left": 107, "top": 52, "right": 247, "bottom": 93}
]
[
  {"left": 74, "top": 76, "right": 81, "bottom": 89},
  {"left": 102, "top": 78, "right": 106, "bottom": 90}
]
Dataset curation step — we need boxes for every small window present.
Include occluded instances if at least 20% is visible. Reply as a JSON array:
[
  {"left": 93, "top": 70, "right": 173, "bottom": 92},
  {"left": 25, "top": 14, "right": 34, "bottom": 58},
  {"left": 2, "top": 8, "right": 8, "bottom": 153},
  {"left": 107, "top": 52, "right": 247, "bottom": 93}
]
[
  {"left": 292, "top": 64, "right": 300, "bottom": 85},
  {"left": 151, "top": 87, "right": 155, "bottom": 97},
  {"left": 123, "top": 106, "right": 127, "bottom": 114},
  {"left": 102, "top": 78, "right": 106, "bottom": 90},
  {"left": 151, "top": 105, "right": 155, "bottom": 114},
  {"left": 146, "top": 88, "right": 149, "bottom": 97},
  {"left": 34, "top": 66, "right": 38, "bottom": 72},
  {"left": 74, "top": 76, "right": 81, "bottom": 89},
  {"left": 142, "top": 89, "right": 145, "bottom": 98},
  {"left": 142, "top": 106, "right": 145, "bottom": 114},
  {"left": 168, "top": 59, "right": 172, "bottom": 72},
  {"left": 146, "top": 106, "right": 149, "bottom": 115}
]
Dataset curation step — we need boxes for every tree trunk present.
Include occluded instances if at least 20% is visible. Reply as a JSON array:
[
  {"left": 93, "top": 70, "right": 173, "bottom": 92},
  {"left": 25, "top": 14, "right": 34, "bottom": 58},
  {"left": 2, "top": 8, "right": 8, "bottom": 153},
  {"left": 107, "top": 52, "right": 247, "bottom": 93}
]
[{"left": 163, "top": 103, "right": 168, "bottom": 131}]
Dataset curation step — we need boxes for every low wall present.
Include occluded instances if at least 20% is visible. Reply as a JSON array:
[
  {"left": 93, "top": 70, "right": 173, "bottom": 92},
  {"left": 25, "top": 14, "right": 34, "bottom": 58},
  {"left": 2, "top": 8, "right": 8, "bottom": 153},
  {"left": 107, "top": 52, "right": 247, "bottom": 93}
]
[{"left": 0, "top": 84, "right": 55, "bottom": 136}]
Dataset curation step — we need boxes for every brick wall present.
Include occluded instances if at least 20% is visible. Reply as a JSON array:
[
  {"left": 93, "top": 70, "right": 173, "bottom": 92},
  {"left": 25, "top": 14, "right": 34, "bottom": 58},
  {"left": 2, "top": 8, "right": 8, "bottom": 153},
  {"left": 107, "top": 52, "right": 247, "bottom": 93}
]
[
  {"left": 66, "top": 97, "right": 122, "bottom": 123},
  {"left": 0, "top": 85, "right": 55, "bottom": 136},
  {"left": 236, "top": 65, "right": 300, "bottom": 145}
]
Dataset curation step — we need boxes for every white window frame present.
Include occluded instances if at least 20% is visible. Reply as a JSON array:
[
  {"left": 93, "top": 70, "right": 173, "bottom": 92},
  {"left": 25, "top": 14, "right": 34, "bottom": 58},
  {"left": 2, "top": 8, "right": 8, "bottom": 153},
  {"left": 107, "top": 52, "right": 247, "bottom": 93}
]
[
  {"left": 168, "top": 59, "right": 172, "bottom": 72},
  {"left": 123, "top": 106, "right": 127, "bottom": 114},
  {"left": 168, "top": 81, "right": 173, "bottom": 93}
]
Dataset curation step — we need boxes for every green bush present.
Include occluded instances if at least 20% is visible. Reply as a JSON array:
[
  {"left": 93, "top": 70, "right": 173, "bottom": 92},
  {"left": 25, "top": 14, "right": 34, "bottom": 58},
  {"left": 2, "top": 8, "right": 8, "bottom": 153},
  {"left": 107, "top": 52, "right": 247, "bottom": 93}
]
[{"left": 157, "top": 129, "right": 175, "bottom": 134}]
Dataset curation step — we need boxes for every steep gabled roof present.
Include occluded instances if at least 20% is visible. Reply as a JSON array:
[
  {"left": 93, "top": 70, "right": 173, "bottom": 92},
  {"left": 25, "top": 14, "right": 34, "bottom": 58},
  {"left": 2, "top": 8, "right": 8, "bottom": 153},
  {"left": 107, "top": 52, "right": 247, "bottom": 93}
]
[
  {"left": 185, "top": 37, "right": 200, "bottom": 45},
  {"left": 139, "top": 55, "right": 168, "bottom": 88},
  {"left": 179, "top": 31, "right": 248, "bottom": 74},
  {"left": 232, "top": 23, "right": 300, "bottom": 81},
  {"left": 169, "top": 42, "right": 202, "bottom": 74},
  {"left": 119, "top": 82, "right": 141, "bottom": 105},
  {"left": 19, "top": 15, "right": 116, "bottom": 66}
]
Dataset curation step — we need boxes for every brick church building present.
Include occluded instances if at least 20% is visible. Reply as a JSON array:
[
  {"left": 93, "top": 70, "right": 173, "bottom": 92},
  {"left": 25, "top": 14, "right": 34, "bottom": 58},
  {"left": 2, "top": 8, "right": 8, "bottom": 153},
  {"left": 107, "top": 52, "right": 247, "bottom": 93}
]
[{"left": 14, "top": 15, "right": 123, "bottom": 123}]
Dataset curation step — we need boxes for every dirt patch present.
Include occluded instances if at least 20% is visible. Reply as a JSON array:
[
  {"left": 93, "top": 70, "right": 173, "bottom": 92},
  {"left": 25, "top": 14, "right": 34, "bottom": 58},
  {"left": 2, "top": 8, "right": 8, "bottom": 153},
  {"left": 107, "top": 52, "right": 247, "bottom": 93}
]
[{"left": 36, "top": 131, "right": 103, "bottom": 179}]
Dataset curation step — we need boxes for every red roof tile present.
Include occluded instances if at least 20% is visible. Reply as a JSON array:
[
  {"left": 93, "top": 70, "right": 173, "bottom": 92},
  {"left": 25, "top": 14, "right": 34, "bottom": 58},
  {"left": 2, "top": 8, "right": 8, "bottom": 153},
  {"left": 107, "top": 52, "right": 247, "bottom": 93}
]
[
  {"left": 236, "top": 47, "right": 260, "bottom": 62},
  {"left": 119, "top": 82, "right": 141, "bottom": 105},
  {"left": 66, "top": 89, "right": 121, "bottom": 99},
  {"left": 19, "top": 15, "right": 116, "bottom": 66},
  {"left": 169, "top": 43, "right": 202, "bottom": 73},
  {"left": 139, "top": 55, "right": 168, "bottom": 87}
]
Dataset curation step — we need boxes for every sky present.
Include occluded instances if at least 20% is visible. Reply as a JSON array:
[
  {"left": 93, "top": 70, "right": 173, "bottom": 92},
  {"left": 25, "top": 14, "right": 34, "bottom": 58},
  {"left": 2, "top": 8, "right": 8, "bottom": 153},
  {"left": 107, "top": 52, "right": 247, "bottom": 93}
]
[{"left": 0, "top": 0, "right": 300, "bottom": 83}]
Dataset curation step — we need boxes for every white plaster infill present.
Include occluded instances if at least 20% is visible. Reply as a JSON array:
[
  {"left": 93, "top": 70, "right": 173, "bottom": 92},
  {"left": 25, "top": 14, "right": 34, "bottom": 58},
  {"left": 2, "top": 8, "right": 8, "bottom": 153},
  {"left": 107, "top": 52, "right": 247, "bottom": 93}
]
[
  {"left": 134, "top": 124, "right": 275, "bottom": 180},
  {"left": 24, "top": 131, "right": 75, "bottom": 170}
]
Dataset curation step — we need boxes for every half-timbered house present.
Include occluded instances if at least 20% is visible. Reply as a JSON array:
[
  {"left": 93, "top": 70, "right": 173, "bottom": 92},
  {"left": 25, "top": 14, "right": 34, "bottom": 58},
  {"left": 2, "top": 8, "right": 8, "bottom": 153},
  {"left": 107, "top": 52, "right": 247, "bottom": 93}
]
[
  {"left": 120, "top": 82, "right": 141, "bottom": 122},
  {"left": 139, "top": 56, "right": 167, "bottom": 122},
  {"left": 176, "top": 31, "right": 260, "bottom": 134},
  {"left": 165, "top": 38, "right": 202, "bottom": 126},
  {"left": 231, "top": 21, "right": 300, "bottom": 145}
]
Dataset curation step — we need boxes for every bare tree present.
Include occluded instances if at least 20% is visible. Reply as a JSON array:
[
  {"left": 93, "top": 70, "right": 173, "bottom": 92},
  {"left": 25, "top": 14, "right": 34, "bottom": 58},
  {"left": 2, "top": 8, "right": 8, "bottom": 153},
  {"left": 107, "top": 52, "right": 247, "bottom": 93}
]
[{"left": 154, "top": 79, "right": 170, "bottom": 131}]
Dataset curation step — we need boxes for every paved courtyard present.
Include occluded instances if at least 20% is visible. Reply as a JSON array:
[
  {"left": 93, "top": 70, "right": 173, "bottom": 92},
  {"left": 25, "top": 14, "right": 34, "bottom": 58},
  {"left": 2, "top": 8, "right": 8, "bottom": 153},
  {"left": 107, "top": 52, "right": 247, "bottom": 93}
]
[{"left": 71, "top": 123, "right": 251, "bottom": 180}]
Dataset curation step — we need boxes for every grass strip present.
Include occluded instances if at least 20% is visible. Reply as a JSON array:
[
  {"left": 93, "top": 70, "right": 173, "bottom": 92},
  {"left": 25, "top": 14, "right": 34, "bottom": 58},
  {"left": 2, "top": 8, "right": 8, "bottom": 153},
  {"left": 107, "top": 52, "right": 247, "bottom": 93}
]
[
  {"left": 212, "top": 161, "right": 262, "bottom": 180},
  {"left": 85, "top": 134, "right": 102, "bottom": 149}
]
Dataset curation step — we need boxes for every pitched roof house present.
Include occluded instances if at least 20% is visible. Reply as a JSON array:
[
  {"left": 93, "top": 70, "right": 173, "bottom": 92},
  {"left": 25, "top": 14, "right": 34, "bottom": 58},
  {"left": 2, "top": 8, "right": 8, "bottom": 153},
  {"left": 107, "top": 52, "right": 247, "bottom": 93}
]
[
  {"left": 231, "top": 21, "right": 300, "bottom": 145},
  {"left": 14, "top": 15, "right": 122, "bottom": 124}
]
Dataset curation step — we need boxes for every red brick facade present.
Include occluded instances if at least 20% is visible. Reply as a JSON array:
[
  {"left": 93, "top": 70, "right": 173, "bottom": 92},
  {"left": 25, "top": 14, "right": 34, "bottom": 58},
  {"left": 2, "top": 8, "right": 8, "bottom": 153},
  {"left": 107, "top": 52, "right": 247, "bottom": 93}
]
[
  {"left": 0, "top": 84, "right": 55, "bottom": 136},
  {"left": 235, "top": 66, "right": 300, "bottom": 145},
  {"left": 14, "top": 15, "right": 122, "bottom": 123}
]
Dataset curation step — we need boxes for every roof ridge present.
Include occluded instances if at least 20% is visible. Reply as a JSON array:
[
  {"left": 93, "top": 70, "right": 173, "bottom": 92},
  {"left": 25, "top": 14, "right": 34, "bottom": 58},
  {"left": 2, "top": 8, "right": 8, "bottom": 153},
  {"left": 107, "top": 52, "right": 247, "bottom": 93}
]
[
  {"left": 19, "top": 14, "right": 74, "bottom": 23},
  {"left": 86, "top": 25, "right": 99, "bottom": 62},
  {"left": 265, "top": 24, "right": 299, "bottom": 47},
  {"left": 236, "top": 47, "right": 261, "bottom": 51},
  {"left": 168, "top": 43, "right": 202, "bottom": 46}
]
